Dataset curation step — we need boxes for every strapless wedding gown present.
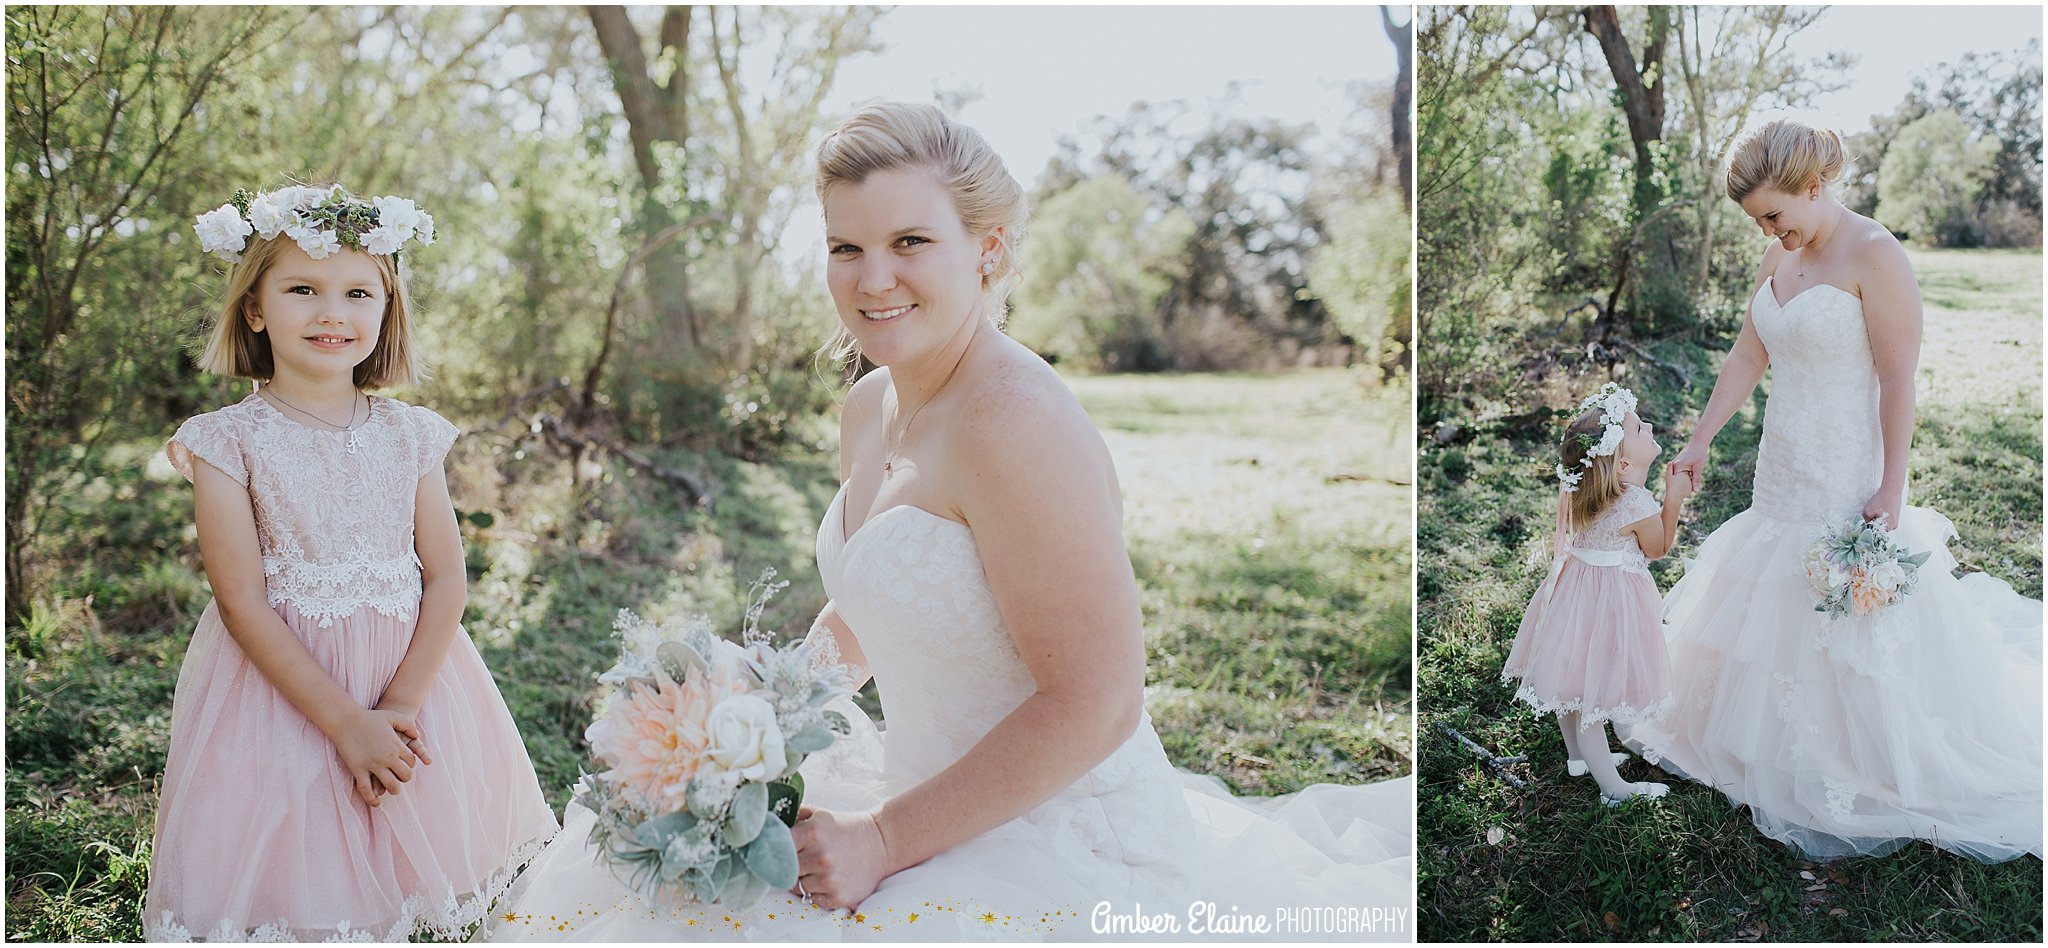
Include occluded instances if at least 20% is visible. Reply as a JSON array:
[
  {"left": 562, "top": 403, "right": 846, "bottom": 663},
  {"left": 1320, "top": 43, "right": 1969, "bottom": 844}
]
[
  {"left": 485, "top": 484, "right": 1412, "bottom": 940},
  {"left": 1625, "top": 277, "right": 2043, "bottom": 863}
]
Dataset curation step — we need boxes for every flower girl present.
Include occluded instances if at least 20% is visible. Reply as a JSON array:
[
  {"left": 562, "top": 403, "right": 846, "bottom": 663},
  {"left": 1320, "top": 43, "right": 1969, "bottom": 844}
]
[
  {"left": 144, "top": 185, "right": 556, "bottom": 941},
  {"left": 1502, "top": 383, "right": 1696, "bottom": 805}
]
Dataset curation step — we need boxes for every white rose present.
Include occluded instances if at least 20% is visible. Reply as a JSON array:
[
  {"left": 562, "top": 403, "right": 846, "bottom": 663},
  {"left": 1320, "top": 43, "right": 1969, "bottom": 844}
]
[
  {"left": 247, "top": 194, "right": 291, "bottom": 238},
  {"left": 414, "top": 211, "right": 435, "bottom": 246},
  {"left": 193, "top": 204, "right": 252, "bottom": 258},
  {"left": 1867, "top": 560, "right": 1905, "bottom": 591},
  {"left": 362, "top": 224, "right": 404, "bottom": 256},
  {"left": 296, "top": 227, "right": 341, "bottom": 259},
  {"left": 702, "top": 694, "right": 787, "bottom": 781},
  {"left": 372, "top": 195, "right": 422, "bottom": 234}
]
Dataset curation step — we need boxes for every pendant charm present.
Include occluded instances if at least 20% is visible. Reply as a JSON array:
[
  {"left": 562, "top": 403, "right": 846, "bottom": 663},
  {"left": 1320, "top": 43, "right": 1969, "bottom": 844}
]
[{"left": 346, "top": 430, "right": 360, "bottom": 455}]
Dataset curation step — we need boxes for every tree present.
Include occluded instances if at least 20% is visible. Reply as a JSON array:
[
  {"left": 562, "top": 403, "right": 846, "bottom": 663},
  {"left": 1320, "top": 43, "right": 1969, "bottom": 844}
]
[
  {"left": 1580, "top": 4, "right": 1670, "bottom": 341},
  {"left": 1307, "top": 190, "right": 1409, "bottom": 378},
  {"left": 1876, "top": 109, "right": 1998, "bottom": 247},
  {"left": 5, "top": 6, "right": 291, "bottom": 615},
  {"left": 1010, "top": 176, "right": 1192, "bottom": 371}
]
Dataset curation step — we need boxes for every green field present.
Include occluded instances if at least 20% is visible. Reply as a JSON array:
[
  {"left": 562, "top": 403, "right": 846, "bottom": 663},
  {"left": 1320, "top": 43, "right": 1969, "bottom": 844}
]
[
  {"left": 1417, "top": 248, "right": 2044, "bottom": 942},
  {"left": 5, "top": 367, "right": 1412, "bottom": 941}
]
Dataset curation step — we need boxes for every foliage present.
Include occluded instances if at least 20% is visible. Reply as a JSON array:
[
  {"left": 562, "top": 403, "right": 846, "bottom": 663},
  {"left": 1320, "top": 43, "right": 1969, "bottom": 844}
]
[
  {"left": 1009, "top": 175, "right": 1193, "bottom": 370},
  {"left": 1876, "top": 110, "right": 2001, "bottom": 248},
  {"left": 1306, "top": 189, "right": 1411, "bottom": 376}
]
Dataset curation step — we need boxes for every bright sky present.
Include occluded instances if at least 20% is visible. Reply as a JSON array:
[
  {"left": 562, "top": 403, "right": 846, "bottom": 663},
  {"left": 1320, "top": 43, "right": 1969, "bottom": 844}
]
[
  {"left": 780, "top": 5, "right": 1406, "bottom": 267},
  {"left": 1789, "top": 5, "right": 2043, "bottom": 132}
]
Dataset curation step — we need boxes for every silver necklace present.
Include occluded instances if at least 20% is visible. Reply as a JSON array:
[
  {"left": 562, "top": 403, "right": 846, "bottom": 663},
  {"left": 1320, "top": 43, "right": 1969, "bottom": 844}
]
[
  {"left": 264, "top": 388, "right": 367, "bottom": 455},
  {"left": 882, "top": 341, "right": 973, "bottom": 476}
]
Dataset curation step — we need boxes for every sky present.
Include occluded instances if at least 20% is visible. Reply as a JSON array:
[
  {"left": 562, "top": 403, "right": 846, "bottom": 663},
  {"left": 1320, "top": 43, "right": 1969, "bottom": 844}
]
[
  {"left": 1786, "top": 5, "right": 2042, "bottom": 132},
  {"left": 779, "top": 5, "right": 1407, "bottom": 266}
]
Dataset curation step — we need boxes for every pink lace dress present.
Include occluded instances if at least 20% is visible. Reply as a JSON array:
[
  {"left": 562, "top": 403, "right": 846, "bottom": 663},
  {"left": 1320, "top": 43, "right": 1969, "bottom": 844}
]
[
  {"left": 1502, "top": 483, "right": 1673, "bottom": 725},
  {"left": 143, "top": 393, "right": 558, "bottom": 942}
]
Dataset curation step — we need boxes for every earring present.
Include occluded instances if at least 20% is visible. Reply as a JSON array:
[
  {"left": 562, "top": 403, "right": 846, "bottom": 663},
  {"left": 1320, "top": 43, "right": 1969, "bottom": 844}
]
[{"left": 980, "top": 261, "right": 995, "bottom": 275}]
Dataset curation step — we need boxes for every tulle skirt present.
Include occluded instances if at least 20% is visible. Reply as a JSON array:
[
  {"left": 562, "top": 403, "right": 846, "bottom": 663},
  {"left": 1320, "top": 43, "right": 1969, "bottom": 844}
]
[
  {"left": 1623, "top": 506, "right": 2043, "bottom": 862},
  {"left": 143, "top": 601, "right": 560, "bottom": 941},
  {"left": 1503, "top": 557, "right": 1673, "bottom": 725},
  {"left": 484, "top": 703, "right": 1413, "bottom": 942}
]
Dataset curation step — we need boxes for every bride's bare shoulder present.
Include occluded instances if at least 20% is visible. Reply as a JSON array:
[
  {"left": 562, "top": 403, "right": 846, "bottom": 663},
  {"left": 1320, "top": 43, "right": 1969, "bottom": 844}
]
[
  {"left": 954, "top": 340, "right": 1108, "bottom": 472},
  {"left": 1843, "top": 214, "right": 1915, "bottom": 290}
]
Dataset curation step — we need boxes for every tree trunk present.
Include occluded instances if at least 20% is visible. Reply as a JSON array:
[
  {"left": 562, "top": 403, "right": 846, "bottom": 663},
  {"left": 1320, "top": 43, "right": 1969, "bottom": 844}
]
[
  {"left": 1383, "top": 6, "right": 1414, "bottom": 208},
  {"left": 587, "top": 5, "right": 699, "bottom": 348},
  {"left": 1582, "top": 4, "right": 1669, "bottom": 344}
]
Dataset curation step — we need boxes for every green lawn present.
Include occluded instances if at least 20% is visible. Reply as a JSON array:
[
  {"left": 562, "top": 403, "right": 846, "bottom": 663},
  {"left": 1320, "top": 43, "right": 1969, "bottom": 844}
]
[
  {"left": 4, "top": 367, "right": 1411, "bottom": 941},
  {"left": 1417, "top": 248, "right": 2044, "bottom": 942}
]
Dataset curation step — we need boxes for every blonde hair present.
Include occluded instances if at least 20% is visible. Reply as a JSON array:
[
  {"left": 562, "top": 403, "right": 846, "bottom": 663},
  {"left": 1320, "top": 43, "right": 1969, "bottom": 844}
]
[
  {"left": 1561, "top": 408, "right": 1627, "bottom": 531},
  {"left": 197, "top": 233, "right": 423, "bottom": 389},
  {"left": 814, "top": 102, "right": 1029, "bottom": 364},
  {"left": 1725, "top": 119, "right": 1847, "bottom": 203}
]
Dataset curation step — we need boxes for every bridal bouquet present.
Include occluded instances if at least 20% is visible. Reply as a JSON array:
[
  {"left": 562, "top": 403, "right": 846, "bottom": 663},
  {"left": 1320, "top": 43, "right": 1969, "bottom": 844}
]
[
  {"left": 1802, "top": 518, "right": 1932, "bottom": 619},
  {"left": 574, "top": 573, "right": 855, "bottom": 910}
]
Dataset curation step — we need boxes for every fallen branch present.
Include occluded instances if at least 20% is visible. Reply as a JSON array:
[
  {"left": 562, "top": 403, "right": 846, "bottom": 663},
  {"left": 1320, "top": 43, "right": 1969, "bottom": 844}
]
[
  {"left": 531, "top": 412, "right": 711, "bottom": 511},
  {"left": 1435, "top": 721, "right": 1528, "bottom": 789},
  {"left": 1326, "top": 472, "right": 1414, "bottom": 487},
  {"left": 1613, "top": 337, "right": 1693, "bottom": 388}
]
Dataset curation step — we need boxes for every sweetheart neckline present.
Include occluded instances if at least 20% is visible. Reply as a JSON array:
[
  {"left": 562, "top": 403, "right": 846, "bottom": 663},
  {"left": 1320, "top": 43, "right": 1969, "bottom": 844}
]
[
  {"left": 1761, "top": 274, "right": 1858, "bottom": 311},
  {"left": 829, "top": 482, "right": 970, "bottom": 555}
]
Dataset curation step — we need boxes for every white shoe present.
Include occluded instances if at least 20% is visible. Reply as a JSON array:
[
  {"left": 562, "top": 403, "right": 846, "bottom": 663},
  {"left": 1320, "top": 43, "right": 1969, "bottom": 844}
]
[
  {"left": 1567, "top": 751, "right": 1632, "bottom": 777},
  {"left": 1600, "top": 781, "right": 1670, "bottom": 808}
]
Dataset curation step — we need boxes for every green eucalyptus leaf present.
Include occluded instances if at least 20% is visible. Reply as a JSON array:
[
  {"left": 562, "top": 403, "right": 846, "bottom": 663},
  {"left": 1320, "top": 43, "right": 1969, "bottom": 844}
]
[
  {"left": 723, "top": 782, "right": 769, "bottom": 847},
  {"left": 742, "top": 813, "right": 798, "bottom": 888},
  {"left": 785, "top": 724, "right": 834, "bottom": 755},
  {"left": 767, "top": 775, "right": 805, "bottom": 827}
]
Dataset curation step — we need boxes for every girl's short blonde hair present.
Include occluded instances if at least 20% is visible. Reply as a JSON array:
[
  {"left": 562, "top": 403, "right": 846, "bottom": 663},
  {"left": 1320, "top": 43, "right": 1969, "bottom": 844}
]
[
  {"left": 196, "top": 234, "right": 423, "bottom": 389},
  {"left": 1725, "top": 119, "right": 1848, "bottom": 203}
]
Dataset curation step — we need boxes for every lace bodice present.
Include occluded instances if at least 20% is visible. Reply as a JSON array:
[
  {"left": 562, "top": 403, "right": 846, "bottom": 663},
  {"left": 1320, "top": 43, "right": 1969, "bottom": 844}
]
[
  {"left": 814, "top": 483, "right": 1196, "bottom": 895},
  {"left": 1568, "top": 483, "right": 1661, "bottom": 575},
  {"left": 1749, "top": 279, "right": 1885, "bottom": 523},
  {"left": 167, "top": 393, "right": 459, "bottom": 628}
]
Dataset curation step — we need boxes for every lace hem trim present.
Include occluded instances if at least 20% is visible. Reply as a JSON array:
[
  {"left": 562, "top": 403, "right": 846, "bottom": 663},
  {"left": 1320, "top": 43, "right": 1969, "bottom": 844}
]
[
  {"left": 1504, "top": 681, "right": 1677, "bottom": 728},
  {"left": 141, "top": 828, "right": 557, "bottom": 943}
]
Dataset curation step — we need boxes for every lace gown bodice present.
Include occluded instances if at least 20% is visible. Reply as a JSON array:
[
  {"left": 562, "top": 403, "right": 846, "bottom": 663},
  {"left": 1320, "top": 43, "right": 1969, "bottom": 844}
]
[
  {"left": 167, "top": 393, "right": 458, "bottom": 628},
  {"left": 1749, "top": 279, "right": 1884, "bottom": 522},
  {"left": 816, "top": 485, "right": 1197, "bottom": 886}
]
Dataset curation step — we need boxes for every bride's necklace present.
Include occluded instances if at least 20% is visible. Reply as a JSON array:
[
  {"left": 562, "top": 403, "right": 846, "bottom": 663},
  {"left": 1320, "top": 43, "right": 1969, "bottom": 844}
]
[
  {"left": 264, "top": 386, "right": 367, "bottom": 455},
  {"left": 883, "top": 339, "right": 974, "bottom": 477}
]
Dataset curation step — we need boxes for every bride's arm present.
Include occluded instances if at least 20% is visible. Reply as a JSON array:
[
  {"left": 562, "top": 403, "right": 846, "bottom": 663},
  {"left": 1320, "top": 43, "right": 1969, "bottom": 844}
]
[
  {"left": 883, "top": 381, "right": 1145, "bottom": 858},
  {"left": 1670, "top": 250, "right": 1777, "bottom": 478},
  {"left": 1857, "top": 234, "right": 1924, "bottom": 525},
  {"left": 792, "top": 372, "right": 1147, "bottom": 909},
  {"left": 805, "top": 603, "right": 871, "bottom": 689}
]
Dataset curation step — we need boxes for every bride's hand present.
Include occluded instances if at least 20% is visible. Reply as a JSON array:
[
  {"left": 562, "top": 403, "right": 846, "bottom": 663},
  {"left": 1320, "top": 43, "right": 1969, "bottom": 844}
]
[
  {"left": 1862, "top": 485, "right": 1905, "bottom": 529},
  {"left": 791, "top": 806, "right": 890, "bottom": 912},
  {"left": 1667, "top": 442, "right": 1707, "bottom": 484}
]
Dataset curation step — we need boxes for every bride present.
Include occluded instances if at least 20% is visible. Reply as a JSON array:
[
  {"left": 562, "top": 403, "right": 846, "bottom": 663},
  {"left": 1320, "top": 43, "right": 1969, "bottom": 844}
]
[
  {"left": 486, "top": 102, "right": 1412, "bottom": 940},
  {"left": 1625, "top": 119, "right": 2042, "bottom": 863}
]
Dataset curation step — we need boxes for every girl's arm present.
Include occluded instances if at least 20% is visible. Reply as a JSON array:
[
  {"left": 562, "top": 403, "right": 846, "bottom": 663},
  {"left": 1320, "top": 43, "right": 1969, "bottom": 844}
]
[
  {"left": 1626, "top": 472, "right": 1697, "bottom": 560},
  {"left": 1670, "top": 245, "right": 1779, "bottom": 480},
  {"left": 1855, "top": 235, "right": 1923, "bottom": 526},
  {"left": 191, "top": 458, "right": 422, "bottom": 806},
  {"left": 372, "top": 463, "right": 465, "bottom": 741},
  {"left": 793, "top": 376, "right": 1149, "bottom": 909}
]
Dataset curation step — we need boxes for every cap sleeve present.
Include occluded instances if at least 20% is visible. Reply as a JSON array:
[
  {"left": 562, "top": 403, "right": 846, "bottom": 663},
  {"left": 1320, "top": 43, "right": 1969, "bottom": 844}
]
[
  {"left": 409, "top": 405, "right": 460, "bottom": 476},
  {"left": 166, "top": 413, "right": 248, "bottom": 487},
  {"left": 1621, "top": 483, "right": 1663, "bottom": 525}
]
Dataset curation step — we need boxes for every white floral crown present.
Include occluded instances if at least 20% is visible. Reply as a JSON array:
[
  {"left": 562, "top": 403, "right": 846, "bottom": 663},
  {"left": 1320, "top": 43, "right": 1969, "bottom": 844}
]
[
  {"left": 193, "top": 185, "right": 435, "bottom": 264},
  {"left": 1556, "top": 381, "right": 1638, "bottom": 492}
]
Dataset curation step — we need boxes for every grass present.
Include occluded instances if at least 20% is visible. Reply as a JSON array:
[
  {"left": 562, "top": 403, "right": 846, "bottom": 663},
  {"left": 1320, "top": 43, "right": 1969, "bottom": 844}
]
[
  {"left": 1417, "top": 247, "right": 2044, "bottom": 942},
  {"left": 4, "top": 367, "right": 1411, "bottom": 940}
]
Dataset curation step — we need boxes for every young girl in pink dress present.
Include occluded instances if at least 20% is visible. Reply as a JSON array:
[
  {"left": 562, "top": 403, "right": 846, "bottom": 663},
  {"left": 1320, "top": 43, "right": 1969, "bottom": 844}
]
[
  {"left": 1502, "top": 383, "right": 1696, "bottom": 806},
  {"left": 143, "top": 186, "right": 557, "bottom": 941}
]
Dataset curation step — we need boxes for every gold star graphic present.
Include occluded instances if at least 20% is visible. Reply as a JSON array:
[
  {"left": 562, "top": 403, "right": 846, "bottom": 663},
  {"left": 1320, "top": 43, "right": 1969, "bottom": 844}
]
[
  {"left": 908, "top": 913, "right": 920, "bottom": 923},
  {"left": 981, "top": 912, "right": 997, "bottom": 924}
]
